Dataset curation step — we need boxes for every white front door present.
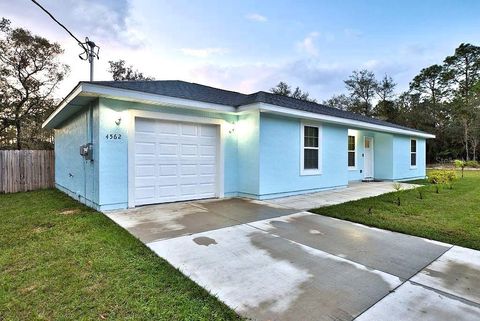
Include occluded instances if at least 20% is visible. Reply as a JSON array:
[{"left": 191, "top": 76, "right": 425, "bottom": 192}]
[
  {"left": 363, "top": 136, "right": 374, "bottom": 179},
  {"left": 134, "top": 117, "right": 218, "bottom": 206}
]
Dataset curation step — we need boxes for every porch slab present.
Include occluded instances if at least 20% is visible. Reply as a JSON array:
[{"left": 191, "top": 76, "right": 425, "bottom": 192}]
[{"left": 264, "top": 181, "right": 419, "bottom": 210}]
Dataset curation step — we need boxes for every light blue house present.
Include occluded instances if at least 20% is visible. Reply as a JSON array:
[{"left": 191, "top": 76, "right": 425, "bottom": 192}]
[{"left": 43, "top": 81, "right": 434, "bottom": 211}]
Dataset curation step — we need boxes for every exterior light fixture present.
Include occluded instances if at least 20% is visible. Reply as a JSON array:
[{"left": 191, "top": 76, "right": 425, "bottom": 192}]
[{"left": 115, "top": 117, "right": 122, "bottom": 126}]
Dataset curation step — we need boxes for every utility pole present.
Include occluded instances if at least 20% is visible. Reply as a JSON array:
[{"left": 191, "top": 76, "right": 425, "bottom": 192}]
[{"left": 80, "top": 37, "right": 100, "bottom": 81}]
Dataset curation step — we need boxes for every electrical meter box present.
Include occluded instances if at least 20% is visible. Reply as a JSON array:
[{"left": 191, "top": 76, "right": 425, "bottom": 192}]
[{"left": 79, "top": 143, "right": 94, "bottom": 161}]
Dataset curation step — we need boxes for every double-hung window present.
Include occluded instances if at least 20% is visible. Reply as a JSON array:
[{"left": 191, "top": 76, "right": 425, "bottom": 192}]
[
  {"left": 348, "top": 135, "right": 356, "bottom": 168},
  {"left": 410, "top": 139, "right": 417, "bottom": 167},
  {"left": 301, "top": 124, "right": 321, "bottom": 175}
]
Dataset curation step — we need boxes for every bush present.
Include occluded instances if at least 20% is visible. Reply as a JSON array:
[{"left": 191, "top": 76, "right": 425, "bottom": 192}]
[
  {"left": 465, "top": 160, "right": 479, "bottom": 168},
  {"left": 428, "top": 170, "right": 457, "bottom": 185},
  {"left": 454, "top": 159, "right": 466, "bottom": 168}
]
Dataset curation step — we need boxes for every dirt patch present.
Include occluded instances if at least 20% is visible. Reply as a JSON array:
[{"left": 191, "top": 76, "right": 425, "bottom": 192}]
[
  {"left": 33, "top": 222, "right": 55, "bottom": 233},
  {"left": 59, "top": 208, "right": 81, "bottom": 215}
]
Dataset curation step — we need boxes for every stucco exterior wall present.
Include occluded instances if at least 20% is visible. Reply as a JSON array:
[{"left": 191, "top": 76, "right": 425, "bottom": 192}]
[
  {"left": 393, "top": 136, "right": 426, "bottom": 180},
  {"left": 237, "top": 111, "right": 260, "bottom": 197},
  {"left": 258, "top": 113, "right": 348, "bottom": 198},
  {"left": 55, "top": 101, "right": 99, "bottom": 208},
  {"left": 54, "top": 98, "right": 428, "bottom": 210}
]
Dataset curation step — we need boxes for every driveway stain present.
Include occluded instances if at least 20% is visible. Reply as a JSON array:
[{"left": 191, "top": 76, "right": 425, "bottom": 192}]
[{"left": 193, "top": 236, "right": 217, "bottom": 246}]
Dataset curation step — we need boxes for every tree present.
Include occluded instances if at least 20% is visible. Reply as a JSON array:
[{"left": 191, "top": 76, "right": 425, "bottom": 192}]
[
  {"left": 270, "top": 81, "right": 317, "bottom": 102},
  {"left": 374, "top": 75, "right": 397, "bottom": 121},
  {"left": 344, "top": 69, "right": 378, "bottom": 116},
  {"left": 270, "top": 81, "right": 291, "bottom": 96},
  {"left": 443, "top": 43, "right": 480, "bottom": 160},
  {"left": 376, "top": 74, "right": 396, "bottom": 102},
  {"left": 410, "top": 64, "right": 447, "bottom": 107},
  {"left": 108, "top": 59, "right": 154, "bottom": 81},
  {"left": 323, "top": 94, "right": 356, "bottom": 111},
  {"left": 291, "top": 86, "right": 316, "bottom": 102},
  {"left": 0, "top": 18, "right": 69, "bottom": 149}
]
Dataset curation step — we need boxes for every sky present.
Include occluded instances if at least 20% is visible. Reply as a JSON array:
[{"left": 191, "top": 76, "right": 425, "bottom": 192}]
[{"left": 2, "top": 0, "right": 480, "bottom": 101}]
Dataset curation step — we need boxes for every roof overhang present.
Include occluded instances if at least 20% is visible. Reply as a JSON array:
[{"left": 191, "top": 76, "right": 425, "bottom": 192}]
[
  {"left": 239, "top": 102, "right": 436, "bottom": 139},
  {"left": 43, "top": 82, "right": 236, "bottom": 129}
]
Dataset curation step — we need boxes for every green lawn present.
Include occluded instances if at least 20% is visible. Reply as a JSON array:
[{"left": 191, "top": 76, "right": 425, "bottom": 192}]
[
  {"left": 0, "top": 189, "right": 241, "bottom": 321},
  {"left": 311, "top": 170, "right": 480, "bottom": 250}
]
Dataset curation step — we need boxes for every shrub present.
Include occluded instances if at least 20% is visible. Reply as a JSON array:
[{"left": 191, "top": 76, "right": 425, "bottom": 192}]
[
  {"left": 465, "top": 160, "right": 479, "bottom": 168},
  {"left": 454, "top": 159, "right": 466, "bottom": 178},
  {"left": 454, "top": 159, "right": 466, "bottom": 168},
  {"left": 428, "top": 170, "right": 457, "bottom": 189},
  {"left": 392, "top": 182, "right": 403, "bottom": 206}
]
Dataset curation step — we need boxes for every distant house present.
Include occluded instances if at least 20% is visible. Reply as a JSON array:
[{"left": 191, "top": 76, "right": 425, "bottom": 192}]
[{"left": 43, "top": 81, "right": 434, "bottom": 210}]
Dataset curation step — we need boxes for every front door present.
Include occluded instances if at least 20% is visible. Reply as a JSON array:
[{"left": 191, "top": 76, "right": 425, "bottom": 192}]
[{"left": 363, "top": 137, "right": 374, "bottom": 179}]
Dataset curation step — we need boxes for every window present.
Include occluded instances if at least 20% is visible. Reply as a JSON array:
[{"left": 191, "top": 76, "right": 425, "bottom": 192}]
[
  {"left": 301, "top": 124, "right": 321, "bottom": 174},
  {"left": 411, "top": 139, "right": 417, "bottom": 167},
  {"left": 348, "top": 135, "right": 356, "bottom": 167}
]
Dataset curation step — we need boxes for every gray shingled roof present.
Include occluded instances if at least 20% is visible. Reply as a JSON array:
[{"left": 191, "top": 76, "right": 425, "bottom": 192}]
[{"left": 85, "top": 80, "right": 429, "bottom": 134}]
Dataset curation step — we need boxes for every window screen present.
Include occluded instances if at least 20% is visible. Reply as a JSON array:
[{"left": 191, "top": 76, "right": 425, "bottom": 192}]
[
  {"left": 411, "top": 139, "right": 417, "bottom": 166},
  {"left": 303, "top": 126, "right": 319, "bottom": 170},
  {"left": 348, "top": 135, "right": 355, "bottom": 167}
]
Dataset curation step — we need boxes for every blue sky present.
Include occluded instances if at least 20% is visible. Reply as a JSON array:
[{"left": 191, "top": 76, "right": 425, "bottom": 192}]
[{"left": 2, "top": 0, "right": 480, "bottom": 100}]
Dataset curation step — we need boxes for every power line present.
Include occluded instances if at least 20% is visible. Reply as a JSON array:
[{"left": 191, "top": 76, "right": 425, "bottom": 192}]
[
  {"left": 29, "top": 0, "right": 100, "bottom": 80},
  {"left": 30, "top": 0, "right": 86, "bottom": 50}
]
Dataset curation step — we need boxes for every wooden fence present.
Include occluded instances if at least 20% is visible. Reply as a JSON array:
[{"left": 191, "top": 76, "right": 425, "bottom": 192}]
[{"left": 0, "top": 150, "right": 55, "bottom": 194}]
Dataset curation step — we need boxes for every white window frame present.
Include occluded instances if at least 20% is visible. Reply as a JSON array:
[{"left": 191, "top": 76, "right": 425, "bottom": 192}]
[
  {"left": 300, "top": 122, "right": 322, "bottom": 176},
  {"left": 410, "top": 138, "right": 417, "bottom": 169},
  {"left": 348, "top": 134, "right": 357, "bottom": 170}
]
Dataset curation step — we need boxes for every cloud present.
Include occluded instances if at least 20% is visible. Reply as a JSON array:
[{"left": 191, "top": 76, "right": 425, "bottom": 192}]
[
  {"left": 297, "top": 32, "right": 320, "bottom": 56},
  {"left": 180, "top": 47, "right": 229, "bottom": 58},
  {"left": 188, "top": 58, "right": 349, "bottom": 101},
  {"left": 1, "top": 0, "right": 145, "bottom": 48},
  {"left": 245, "top": 13, "right": 267, "bottom": 22}
]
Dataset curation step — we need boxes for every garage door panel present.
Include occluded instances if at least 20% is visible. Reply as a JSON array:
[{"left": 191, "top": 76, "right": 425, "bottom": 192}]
[
  {"left": 180, "top": 144, "right": 198, "bottom": 156},
  {"left": 200, "top": 125, "right": 217, "bottom": 137},
  {"left": 135, "top": 142, "right": 156, "bottom": 154},
  {"left": 157, "top": 122, "right": 179, "bottom": 135},
  {"left": 135, "top": 165, "right": 155, "bottom": 177},
  {"left": 135, "top": 186, "right": 155, "bottom": 201},
  {"left": 159, "top": 164, "right": 177, "bottom": 176},
  {"left": 181, "top": 123, "right": 197, "bottom": 136},
  {"left": 158, "top": 143, "right": 178, "bottom": 156},
  {"left": 199, "top": 164, "right": 215, "bottom": 175},
  {"left": 180, "top": 164, "right": 197, "bottom": 175},
  {"left": 135, "top": 118, "right": 156, "bottom": 133},
  {"left": 134, "top": 118, "right": 218, "bottom": 205},
  {"left": 157, "top": 185, "right": 177, "bottom": 197}
]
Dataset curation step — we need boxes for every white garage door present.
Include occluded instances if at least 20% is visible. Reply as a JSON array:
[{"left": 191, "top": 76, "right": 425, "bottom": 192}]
[{"left": 134, "top": 117, "right": 218, "bottom": 205}]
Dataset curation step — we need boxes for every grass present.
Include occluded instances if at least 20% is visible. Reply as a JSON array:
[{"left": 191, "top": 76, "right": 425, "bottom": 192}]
[
  {"left": 311, "top": 170, "right": 480, "bottom": 250},
  {"left": 0, "top": 189, "right": 241, "bottom": 321}
]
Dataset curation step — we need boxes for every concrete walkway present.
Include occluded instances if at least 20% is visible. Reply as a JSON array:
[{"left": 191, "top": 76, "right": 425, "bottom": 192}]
[
  {"left": 264, "top": 181, "right": 418, "bottom": 210},
  {"left": 105, "top": 187, "right": 480, "bottom": 321}
]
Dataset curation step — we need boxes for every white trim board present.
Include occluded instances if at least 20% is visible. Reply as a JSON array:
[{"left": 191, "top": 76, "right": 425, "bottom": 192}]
[
  {"left": 300, "top": 121, "right": 323, "bottom": 176},
  {"left": 126, "top": 109, "right": 226, "bottom": 208},
  {"left": 239, "top": 102, "right": 435, "bottom": 139},
  {"left": 43, "top": 83, "right": 236, "bottom": 129}
]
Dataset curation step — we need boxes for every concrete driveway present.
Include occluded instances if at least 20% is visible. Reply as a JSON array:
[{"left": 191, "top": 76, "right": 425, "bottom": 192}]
[{"left": 106, "top": 198, "right": 480, "bottom": 321}]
